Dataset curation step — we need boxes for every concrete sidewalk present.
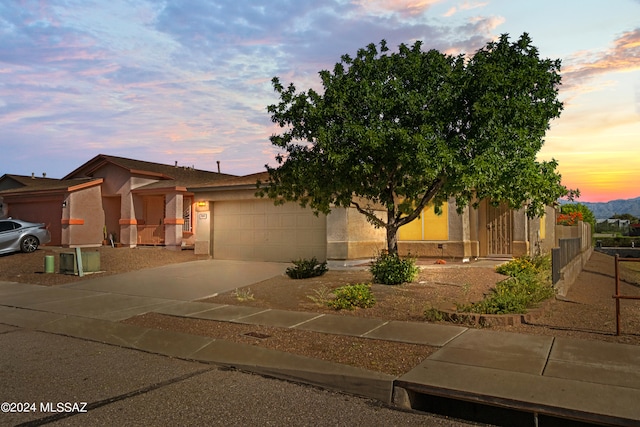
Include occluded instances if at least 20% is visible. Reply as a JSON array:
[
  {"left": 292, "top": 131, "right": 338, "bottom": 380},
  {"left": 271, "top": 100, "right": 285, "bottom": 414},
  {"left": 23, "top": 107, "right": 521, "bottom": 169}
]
[{"left": 1, "top": 258, "right": 640, "bottom": 426}]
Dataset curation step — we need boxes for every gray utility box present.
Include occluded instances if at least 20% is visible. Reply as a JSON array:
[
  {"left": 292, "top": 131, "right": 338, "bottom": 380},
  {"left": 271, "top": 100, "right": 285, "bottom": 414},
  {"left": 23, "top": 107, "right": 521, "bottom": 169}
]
[{"left": 59, "top": 251, "right": 101, "bottom": 275}]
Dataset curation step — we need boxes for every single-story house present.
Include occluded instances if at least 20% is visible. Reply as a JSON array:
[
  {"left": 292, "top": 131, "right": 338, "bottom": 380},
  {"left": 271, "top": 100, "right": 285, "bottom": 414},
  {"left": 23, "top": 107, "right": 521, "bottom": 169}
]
[{"left": 0, "top": 154, "right": 557, "bottom": 262}]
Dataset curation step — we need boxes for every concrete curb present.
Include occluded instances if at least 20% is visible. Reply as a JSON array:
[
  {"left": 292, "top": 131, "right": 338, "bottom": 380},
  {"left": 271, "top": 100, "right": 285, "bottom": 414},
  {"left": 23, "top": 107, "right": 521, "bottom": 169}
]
[{"left": 0, "top": 306, "right": 396, "bottom": 404}]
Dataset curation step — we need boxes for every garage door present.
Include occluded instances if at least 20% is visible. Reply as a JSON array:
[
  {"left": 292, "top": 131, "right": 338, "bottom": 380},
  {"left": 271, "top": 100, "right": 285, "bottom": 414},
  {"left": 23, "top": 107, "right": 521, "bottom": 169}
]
[
  {"left": 213, "top": 200, "right": 326, "bottom": 262},
  {"left": 7, "top": 199, "right": 62, "bottom": 246}
]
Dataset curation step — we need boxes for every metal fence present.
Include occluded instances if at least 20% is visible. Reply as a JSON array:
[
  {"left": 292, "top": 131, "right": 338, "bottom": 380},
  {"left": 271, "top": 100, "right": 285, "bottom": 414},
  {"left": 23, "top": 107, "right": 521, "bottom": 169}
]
[{"left": 552, "top": 237, "right": 582, "bottom": 285}]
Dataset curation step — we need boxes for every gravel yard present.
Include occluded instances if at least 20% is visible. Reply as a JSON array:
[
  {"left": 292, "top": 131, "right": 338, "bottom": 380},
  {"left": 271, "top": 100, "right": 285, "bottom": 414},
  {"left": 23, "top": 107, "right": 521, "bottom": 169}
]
[{"left": 2, "top": 246, "right": 639, "bottom": 375}]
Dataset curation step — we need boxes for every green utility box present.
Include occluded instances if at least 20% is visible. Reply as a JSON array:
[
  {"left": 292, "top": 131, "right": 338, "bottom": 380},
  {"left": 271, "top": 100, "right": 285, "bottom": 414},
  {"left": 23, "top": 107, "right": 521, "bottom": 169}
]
[{"left": 59, "top": 251, "right": 101, "bottom": 275}]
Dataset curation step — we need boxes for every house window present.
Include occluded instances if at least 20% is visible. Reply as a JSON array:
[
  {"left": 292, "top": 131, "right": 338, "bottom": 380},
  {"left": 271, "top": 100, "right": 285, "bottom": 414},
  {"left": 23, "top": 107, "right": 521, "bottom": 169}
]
[
  {"left": 183, "top": 198, "right": 193, "bottom": 232},
  {"left": 398, "top": 202, "right": 448, "bottom": 241}
]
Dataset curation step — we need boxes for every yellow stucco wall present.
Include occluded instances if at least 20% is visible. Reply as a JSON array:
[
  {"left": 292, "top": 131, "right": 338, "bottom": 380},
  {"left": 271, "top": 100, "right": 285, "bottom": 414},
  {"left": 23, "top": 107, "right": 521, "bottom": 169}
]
[{"left": 398, "top": 203, "right": 448, "bottom": 241}]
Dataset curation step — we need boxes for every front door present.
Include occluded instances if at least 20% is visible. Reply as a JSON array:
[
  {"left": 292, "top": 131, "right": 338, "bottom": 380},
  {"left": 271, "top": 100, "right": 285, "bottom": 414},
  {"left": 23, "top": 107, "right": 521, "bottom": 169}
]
[
  {"left": 487, "top": 203, "right": 512, "bottom": 256},
  {"left": 141, "top": 196, "right": 165, "bottom": 244}
]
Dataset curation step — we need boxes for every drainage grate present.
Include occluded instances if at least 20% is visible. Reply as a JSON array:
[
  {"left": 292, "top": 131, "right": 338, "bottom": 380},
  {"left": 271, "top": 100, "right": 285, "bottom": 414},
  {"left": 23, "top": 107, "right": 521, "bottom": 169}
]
[{"left": 243, "top": 331, "right": 271, "bottom": 339}]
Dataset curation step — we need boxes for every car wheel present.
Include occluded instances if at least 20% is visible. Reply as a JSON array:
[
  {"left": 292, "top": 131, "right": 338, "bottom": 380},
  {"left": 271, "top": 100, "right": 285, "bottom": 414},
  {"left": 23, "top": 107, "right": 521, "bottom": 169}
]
[{"left": 20, "top": 235, "right": 39, "bottom": 253}]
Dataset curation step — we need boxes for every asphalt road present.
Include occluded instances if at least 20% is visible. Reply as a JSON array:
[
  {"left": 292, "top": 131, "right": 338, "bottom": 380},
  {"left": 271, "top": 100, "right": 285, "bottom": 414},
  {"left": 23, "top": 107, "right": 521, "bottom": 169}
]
[{"left": 0, "top": 325, "right": 487, "bottom": 427}]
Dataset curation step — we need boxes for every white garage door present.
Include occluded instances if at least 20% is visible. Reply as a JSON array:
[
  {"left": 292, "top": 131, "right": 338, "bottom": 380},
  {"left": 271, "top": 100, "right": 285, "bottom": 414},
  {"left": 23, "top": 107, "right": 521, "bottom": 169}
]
[{"left": 213, "top": 200, "right": 326, "bottom": 262}]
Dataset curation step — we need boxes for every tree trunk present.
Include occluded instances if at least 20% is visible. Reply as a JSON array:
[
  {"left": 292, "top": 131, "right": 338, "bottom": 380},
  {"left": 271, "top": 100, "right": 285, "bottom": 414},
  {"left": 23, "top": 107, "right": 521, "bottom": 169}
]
[{"left": 386, "top": 223, "right": 399, "bottom": 256}]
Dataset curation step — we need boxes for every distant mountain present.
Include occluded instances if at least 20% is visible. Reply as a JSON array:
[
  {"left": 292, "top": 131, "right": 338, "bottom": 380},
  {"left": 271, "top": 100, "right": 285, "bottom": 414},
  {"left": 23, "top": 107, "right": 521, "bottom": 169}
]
[{"left": 560, "top": 196, "right": 640, "bottom": 219}]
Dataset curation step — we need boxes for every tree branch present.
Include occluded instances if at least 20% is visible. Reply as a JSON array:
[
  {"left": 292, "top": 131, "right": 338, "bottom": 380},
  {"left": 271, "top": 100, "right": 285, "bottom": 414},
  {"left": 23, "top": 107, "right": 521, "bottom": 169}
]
[
  {"left": 351, "top": 201, "right": 387, "bottom": 228},
  {"left": 396, "top": 178, "right": 445, "bottom": 228}
]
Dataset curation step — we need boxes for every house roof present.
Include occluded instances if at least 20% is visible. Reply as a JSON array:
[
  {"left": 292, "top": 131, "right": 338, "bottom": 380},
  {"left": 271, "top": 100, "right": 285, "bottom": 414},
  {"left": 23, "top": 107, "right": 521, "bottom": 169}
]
[
  {"left": 1, "top": 155, "right": 265, "bottom": 198},
  {"left": 0, "top": 174, "right": 100, "bottom": 196},
  {"left": 64, "top": 154, "right": 237, "bottom": 190},
  {"left": 187, "top": 171, "right": 270, "bottom": 190},
  {"left": 0, "top": 174, "right": 62, "bottom": 190}
]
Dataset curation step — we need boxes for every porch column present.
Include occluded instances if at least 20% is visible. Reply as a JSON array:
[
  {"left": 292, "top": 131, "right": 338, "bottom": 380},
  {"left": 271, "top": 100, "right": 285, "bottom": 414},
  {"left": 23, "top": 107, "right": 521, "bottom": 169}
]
[
  {"left": 164, "top": 192, "right": 184, "bottom": 251},
  {"left": 119, "top": 193, "right": 138, "bottom": 247},
  {"left": 447, "top": 200, "right": 477, "bottom": 262},
  {"left": 512, "top": 207, "right": 529, "bottom": 257}
]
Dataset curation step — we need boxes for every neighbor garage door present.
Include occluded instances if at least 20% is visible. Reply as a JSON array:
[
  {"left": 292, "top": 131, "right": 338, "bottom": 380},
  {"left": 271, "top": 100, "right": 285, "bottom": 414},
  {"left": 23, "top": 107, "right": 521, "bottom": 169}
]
[
  {"left": 213, "top": 200, "right": 326, "bottom": 262},
  {"left": 6, "top": 198, "right": 62, "bottom": 246}
]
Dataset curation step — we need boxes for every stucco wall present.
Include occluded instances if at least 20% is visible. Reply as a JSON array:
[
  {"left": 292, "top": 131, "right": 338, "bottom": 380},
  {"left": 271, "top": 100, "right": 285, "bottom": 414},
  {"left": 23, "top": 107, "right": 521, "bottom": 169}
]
[
  {"left": 164, "top": 192, "right": 184, "bottom": 250},
  {"left": 62, "top": 185, "right": 104, "bottom": 247},
  {"left": 326, "top": 206, "right": 386, "bottom": 261},
  {"left": 82, "top": 164, "right": 163, "bottom": 247},
  {"left": 399, "top": 200, "right": 479, "bottom": 261}
]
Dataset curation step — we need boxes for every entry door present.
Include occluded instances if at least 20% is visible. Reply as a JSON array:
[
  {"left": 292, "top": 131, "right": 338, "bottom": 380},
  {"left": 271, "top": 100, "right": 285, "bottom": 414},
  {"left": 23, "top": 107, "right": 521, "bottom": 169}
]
[{"left": 487, "top": 203, "right": 512, "bottom": 256}]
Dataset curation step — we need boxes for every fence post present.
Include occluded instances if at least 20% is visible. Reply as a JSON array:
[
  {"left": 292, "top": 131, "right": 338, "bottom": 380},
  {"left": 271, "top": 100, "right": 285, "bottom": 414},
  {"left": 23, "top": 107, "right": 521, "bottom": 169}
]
[
  {"left": 615, "top": 255, "right": 620, "bottom": 336},
  {"left": 552, "top": 247, "right": 561, "bottom": 285}
]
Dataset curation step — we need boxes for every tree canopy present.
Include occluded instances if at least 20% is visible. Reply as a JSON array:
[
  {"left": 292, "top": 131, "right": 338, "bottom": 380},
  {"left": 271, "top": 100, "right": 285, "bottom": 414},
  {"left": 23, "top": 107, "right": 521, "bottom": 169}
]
[
  {"left": 259, "top": 33, "right": 576, "bottom": 255},
  {"left": 560, "top": 203, "right": 596, "bottom": 232}
]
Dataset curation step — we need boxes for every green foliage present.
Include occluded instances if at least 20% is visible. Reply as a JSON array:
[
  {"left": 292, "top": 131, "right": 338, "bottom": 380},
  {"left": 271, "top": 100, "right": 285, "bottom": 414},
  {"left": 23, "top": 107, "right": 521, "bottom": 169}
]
[
  {"left": 457, "top": 255, "right": 554, "bottom": 314},
  {"left": 370, "top": 252, "right": 419, "bottom": 285},
  {"left": 286, "top": 257, "right": 328, "bottom": 279},
  {"left": 232, "top": 288, "right": 254, "bottom": 302},
  {"left": 424, "top": 304, "right": 445, "bottom": 322},
  {"left": 327, "top": 283, "right": 376, "bottom": 310},
  {"left": 611, "top": 213, "right": 639, "bottom": 223},
  {"left": 597, "top": 236, "right": 640, "bottom": 247},
  {"left": 306, "top": 286, "right": 332, "bottom": 307},
  {"left": 560, "top": 203, "right": 596, "bottom": 233},
  {"left": 259, "top": 34, "right": 575, "bottom": 255}
]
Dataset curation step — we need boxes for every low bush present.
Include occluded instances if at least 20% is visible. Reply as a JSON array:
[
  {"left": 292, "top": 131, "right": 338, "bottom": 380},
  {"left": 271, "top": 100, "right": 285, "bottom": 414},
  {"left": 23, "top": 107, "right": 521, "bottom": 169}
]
[
  {"left": 327, "top": 283, "right": 376, "bottom": 310},
  {"left": 456, "top": 254, "right": 555, "bottom": 315},
  {"left": 596, "top": 236, "right": 640, "bottom": 248},
  {"left": 286, "top": 257, "right": 328, "bottom": 279},
  {"left": 370, "top": 252, "right": 419, "bottom": 285},
  {"left": 306, "top": 286, "right": 332, "bottom": 307}
]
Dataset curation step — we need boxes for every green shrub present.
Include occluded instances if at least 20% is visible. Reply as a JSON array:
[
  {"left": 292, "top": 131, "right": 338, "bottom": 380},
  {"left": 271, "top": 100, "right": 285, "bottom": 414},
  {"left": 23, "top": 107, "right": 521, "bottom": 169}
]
[
  {"left": 306, "top": 286, "right": 332, "bottom": 307},
  {"left": 327, "top": 283, "right": 376, "bottom": 310},
  {"left": 286, "top": 257, "right": 328, "bottom": 279},
  {"left": 496, "top": 254, "right": 550, "bottom": 279},
  {"left": 370, "top": 252, "right": 419, "bottom": 285},
  {"left": 424, "top": 304, "right": 445, "bottom": 322},
  {"left": 458, "top": 254, "right": 555, "bottom": 315}
]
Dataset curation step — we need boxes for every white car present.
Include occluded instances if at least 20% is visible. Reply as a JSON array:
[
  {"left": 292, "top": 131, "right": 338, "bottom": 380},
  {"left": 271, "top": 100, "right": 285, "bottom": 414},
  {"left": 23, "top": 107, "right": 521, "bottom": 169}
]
[{"left": 0, "top": 218, "right": 51, "bottom": 254}]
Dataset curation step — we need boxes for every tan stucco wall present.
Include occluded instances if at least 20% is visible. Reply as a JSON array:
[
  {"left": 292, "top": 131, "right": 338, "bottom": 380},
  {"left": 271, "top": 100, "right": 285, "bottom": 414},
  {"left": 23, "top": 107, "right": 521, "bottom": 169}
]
[
  {"left": 511, "top": 207, "right": 529, "bottom": 257},
  {"left": 527, "top": 205, "right": 557, "bottom": 256},
  {"left": 326, "top": 206, "right": 386, "bottom": 260},
  {"left": 62, "top": 185, "right": 104, "bottom": 247}
]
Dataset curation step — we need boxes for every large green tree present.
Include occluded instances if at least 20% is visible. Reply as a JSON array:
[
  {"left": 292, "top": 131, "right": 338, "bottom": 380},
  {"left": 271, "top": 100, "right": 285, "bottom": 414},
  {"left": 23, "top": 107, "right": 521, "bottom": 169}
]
[{"left": 260, "top": 34, "right": 576, "bottom": 255}]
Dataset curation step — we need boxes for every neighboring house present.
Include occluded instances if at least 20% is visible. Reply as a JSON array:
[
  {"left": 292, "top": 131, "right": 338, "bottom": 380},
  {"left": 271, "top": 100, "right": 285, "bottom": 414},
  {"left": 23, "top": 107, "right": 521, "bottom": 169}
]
[
  {"left": 0, "top": 155, "right": 234, "bottom": 249},
  {"left": 0, "top": 173, "right": 100, "bottom": 246},
  {"left": 0, "top": 154, "right": 555, "bottom": 262}
]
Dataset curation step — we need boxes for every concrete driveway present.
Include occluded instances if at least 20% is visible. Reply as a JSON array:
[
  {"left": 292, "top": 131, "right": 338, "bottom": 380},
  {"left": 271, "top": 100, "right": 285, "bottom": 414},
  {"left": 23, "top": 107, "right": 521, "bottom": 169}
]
[{"left": 62, "top": 259, "right": 288, "bottom": 301}]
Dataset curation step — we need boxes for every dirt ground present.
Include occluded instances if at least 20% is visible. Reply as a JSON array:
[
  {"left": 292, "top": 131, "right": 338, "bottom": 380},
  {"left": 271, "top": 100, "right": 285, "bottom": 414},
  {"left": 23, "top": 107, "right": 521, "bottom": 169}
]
[{"left": 2, "top": 246, "right": 640, "bottom": 375}]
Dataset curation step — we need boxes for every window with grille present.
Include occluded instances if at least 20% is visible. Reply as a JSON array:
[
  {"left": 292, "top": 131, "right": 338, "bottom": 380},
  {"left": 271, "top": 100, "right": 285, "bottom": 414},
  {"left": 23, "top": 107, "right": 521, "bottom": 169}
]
[{"left": 183, "top": 198, "right": 193, "bottom": 232}]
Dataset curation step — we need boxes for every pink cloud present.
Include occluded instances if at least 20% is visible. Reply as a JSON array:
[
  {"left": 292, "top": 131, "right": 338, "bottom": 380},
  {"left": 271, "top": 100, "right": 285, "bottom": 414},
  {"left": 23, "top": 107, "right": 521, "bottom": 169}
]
[
  {"left": 353, "top": 0, "right": 442, "bottom": 17},
  {"left": 443, "top": 1, "right": 489, "bottom": 17},
  {"left": 562, "top": 28, "right": 640, "bottom": 90}
]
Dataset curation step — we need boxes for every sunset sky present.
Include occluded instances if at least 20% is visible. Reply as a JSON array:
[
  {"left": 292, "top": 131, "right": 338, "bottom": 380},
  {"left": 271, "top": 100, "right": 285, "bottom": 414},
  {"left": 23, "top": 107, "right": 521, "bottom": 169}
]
[{"left": 1, "top": 0, "right": 638, "bottom": 202}]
